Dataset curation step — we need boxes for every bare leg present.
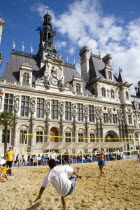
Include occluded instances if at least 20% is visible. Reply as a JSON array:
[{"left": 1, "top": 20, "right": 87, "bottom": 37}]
[
  {"left": 61, "top": 196, "right": 66, "bottom": 210},
  {"left": 99, "top": 166, "right": 105, "bottom": 177}
]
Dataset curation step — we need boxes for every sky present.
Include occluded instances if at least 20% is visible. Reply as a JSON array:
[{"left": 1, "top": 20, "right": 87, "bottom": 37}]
[{"left": 0, "top": 0, "right": 140, "bottom": 94}]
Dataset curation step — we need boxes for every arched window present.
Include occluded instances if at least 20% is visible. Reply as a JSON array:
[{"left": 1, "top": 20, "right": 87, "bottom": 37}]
[
  {"left": 23, "top": 73, "right": 29, "bottom": 85},
  {"left": 102, "top": 88, "right": 106, "bottom": 97},
  {"left": 111, "top": 90, "right": 115, "bottom": 99},
  {"left": 126, "top": 91, "right": 129, "bottom": 100},
  {"left": 76, "top": 83, "right": 81, "bottom": 93}
]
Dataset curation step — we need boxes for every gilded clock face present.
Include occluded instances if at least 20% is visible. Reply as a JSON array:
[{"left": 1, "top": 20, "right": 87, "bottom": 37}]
[{"left": 51, "top": 77, "right": 58, "bottom": 86}]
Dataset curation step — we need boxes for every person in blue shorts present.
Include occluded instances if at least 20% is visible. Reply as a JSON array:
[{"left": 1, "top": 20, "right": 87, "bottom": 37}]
[{"left": 97, "top": 148, "right": 106, "bottom": 177}]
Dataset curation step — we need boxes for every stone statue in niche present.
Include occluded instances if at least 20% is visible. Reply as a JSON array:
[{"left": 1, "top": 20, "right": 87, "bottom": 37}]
[
  {"left": 31, "top": 100, "right": 35, "bottom": 113},
  {"left": 85, "top": 106, "right": 88, "bottom": 117},
  {"left": 15, "top": 98, "right": 19, "bottom": 108},
  {"left": 46, "top": 102, "right": 50, "bottom": 113},
  {"left": 60, "top": 103, "right": 64, "bottom": 115},
  {"left": 73, "top": 104, "right": 77, "bottom": 116}
]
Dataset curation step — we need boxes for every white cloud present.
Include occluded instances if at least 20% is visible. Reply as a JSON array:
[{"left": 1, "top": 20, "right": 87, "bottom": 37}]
[
  {"left": 55, "top": 41, "right": 66, "bottom": 50},
  {"left": 32, "top": 0, "right": 140, "bottom": 94}
]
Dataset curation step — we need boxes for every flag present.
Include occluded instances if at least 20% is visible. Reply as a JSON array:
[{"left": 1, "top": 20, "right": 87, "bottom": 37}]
[
  {"left": 53, "top": 31, "right": 58, "bottom": 36},
  {"left": 36, "top": 26, "right": 42, "bottom": 32}
]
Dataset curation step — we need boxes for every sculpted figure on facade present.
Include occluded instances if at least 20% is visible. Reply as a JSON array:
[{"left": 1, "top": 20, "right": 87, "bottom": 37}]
[
  {"left": 46, "top": 101, "right": 50, "bottom": 114},
  {"left": 60, "top": 102, "right": 64, "bottom": 116},
  {"left": 31, "top": 99, "right": 35, "bottom": 113},
  {"left": 72, "top": 104, "right": 77, "bottom": 117}
]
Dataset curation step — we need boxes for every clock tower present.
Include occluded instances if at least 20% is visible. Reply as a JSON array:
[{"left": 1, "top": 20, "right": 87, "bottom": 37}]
[{"left": 37, "top": 11, "right": 57, "bottom": 63}]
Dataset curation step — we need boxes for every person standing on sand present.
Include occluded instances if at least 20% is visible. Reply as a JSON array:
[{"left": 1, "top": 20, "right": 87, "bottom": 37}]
[
  {"left": 35, "top": 159, "right": 81, "bottom": 210},
  {"left": 6, "top": 147, "right": 14, "bottom": 176},
  {"left": 97, "top": 148, "right": 106, "bottom": 177},
  {"left": 137, "top": 150, "right": 140, "bottom": 162}
]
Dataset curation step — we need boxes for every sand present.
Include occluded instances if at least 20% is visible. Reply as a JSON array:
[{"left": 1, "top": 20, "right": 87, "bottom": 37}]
[{"left": 0, "top": 159, "right": 140, "bottom": 210}]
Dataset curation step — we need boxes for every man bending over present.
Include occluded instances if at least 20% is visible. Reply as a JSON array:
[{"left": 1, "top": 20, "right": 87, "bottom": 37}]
[{"left": 35, "top": 159, "right": 81, "bottom": 210}]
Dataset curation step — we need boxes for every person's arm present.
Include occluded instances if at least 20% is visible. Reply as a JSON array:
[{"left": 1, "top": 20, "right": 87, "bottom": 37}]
[
  {"left": 35, "top": 186, "right": 45, "bottom": 201},
  {"left": 73, "top": 170, "right": 81, "bottom": 179},
  {"left": 35, "top": 174, "right": 49, "bottom": 201}
]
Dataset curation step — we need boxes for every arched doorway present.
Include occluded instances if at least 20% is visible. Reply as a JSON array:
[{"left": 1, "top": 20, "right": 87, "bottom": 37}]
[
  {"left": 105, "top": 130, "right": 119, "bottom": 153},
  {"left": 50, "top": 127, "right": 58, "bottom": 142},
  {"left": 105, "top": 130, "right": 119, "bottom": 142}
]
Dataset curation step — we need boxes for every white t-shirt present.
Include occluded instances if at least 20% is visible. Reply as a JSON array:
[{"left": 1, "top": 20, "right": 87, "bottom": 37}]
[
  {"left": 50, "top": 153, "right": 57, "bottom": 160},
  {"left": 42, "top": 165, "right": 74, "bottom": 196}
]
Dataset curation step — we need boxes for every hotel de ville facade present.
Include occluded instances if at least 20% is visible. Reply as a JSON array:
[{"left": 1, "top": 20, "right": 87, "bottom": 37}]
[{"left": 0, "top": 12, "right": 140, "bottom": 155}]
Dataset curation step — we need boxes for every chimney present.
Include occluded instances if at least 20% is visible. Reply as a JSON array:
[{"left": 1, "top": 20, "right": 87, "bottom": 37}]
[{"left": 79, "top": 46, "right": 89, "bottom": 83}]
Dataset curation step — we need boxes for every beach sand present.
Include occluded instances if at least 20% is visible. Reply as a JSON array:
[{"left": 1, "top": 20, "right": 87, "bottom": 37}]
[{"left": 0, "top": 159, "right": 140, "bottom": 210}]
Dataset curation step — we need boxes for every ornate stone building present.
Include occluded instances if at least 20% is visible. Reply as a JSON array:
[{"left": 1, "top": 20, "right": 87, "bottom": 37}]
[{"left": 0, "top": 12, "right": 139, "bottom": 154}]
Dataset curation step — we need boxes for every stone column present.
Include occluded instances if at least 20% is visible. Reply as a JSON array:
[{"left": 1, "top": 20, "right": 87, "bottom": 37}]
[
  {"left": 59, "top": 102, "right": 64, "bottom": 142},
  {"left": 72, "top": 103, "right": 77, "bottom": 142},
  {"left": 84, "top": 105, "right": 89, "bottom": 142},
  {"left": 45, "top": 100, "right": 51, "bottom": 142}
]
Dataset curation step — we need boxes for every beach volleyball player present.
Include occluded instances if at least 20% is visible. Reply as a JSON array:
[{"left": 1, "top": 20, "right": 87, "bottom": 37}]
[
  {"left": 97, "top": 148, "right": 106, "bottom": 177},
  {"left": 35, "top": 159, "right": 81, "bottom": 210}
]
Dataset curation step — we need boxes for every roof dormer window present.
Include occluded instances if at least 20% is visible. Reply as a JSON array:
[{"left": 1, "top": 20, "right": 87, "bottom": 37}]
[
  {"left": 108, "top": 71, "right": 112, "bottom": 80},
  {"left": 23, "top": 72, "right": 29, "bottom": 85},
  {"left": 102, "top": 87, "right": 106, "bottom": 97},
  {"left": 76, "top": 83, "right": 81, "bottom": 93}
]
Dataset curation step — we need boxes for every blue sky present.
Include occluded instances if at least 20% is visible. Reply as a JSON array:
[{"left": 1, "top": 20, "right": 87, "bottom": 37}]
[{"left": 0, "top": 0, "right": 140, "bottom": 93}]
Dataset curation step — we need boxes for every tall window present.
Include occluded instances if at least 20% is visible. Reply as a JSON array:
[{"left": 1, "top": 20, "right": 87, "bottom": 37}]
[
  {"left": 108, "top": 71, "right": 112, "bottom": 80},
  {"left": 90, "top": 133, "right": 95, "bottom": 142},
  {"left": 2, "top": 130, "right": 10, "bottom": 143},
  {"left": 21, "top": 96, "right": 30, "bottom": 117},
  {"left": 77, "top": 103, "right": 83, "bottom": 121},
  {"left": 23, "top": 73, "right": 29, "bottom": 85},
  {"left": 20, "top": 130, "right": 27, "bottom": 144},
  {"left": 128, "top": 115, "right": 132, "bottom": 124},
  {"left": 111, "top": 90, "right": 115, "bottom": 99},
  {"left": 51, "top": 100, "right": 59, "bottom": 119},
  {"left": 37, "top": 98, "right": 45, "bottom": 118},
  {"left": 65, "top": 102, "right": 72, "bottom": 120},
  {"left": 126, "top": 91, "right": 129, "bottom": 100},
  {"left": 113, "top": 114, "right": 117, "bottom": 124},
  {"left": 103, "top": 113, "right": 108, "bottom": 123},
  {"left": 76, "top": 83, "right": 81, "bottom": 93},
  {"left": 65, "top": 133, "right": 71, "bottom": 142},
  {"left": 4, "top": 93, "right": 14, "bottom": 112},
  {"left": 36, "top": 131, "right": 43, "bottom": 142},
  {"left": 89, "top": 105, "right": 94, "bottom": 122},
  {"left": 78, "top": 133, "right": 84, "bottom": 142},
  {"left": 102, "top": 88, "right": 106, "bottom": 97}
]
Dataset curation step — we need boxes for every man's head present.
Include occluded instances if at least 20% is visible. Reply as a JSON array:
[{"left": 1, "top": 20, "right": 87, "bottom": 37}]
[
  {"left": 48, "top": 159, "right": 56, "bottom": 169},
  {"left": 9, "top": 147, "right": 12, "bottom": 151}
]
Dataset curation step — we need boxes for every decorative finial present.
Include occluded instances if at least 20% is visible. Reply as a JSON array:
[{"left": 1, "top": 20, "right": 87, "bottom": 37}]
[
  {"left": 66, "top": 57, "right": 69, "bottom": 63},
  {"left": 22, "top": 42, "right": 25, "bottom": 52},
  {"left": 119, "top": 67, "right": 122, "bottom": 72},
  {"left": 12, "top": 40, "right": 16, "bottom": 50},
  {"left": 89, "top": 47, "right": 92, "bottom": 55},
  {"left": 98, "top": 49, "right": 101, "bottom": 58},
  {"left": 30, "top": 44, "right": 33, "bottom": 54}
]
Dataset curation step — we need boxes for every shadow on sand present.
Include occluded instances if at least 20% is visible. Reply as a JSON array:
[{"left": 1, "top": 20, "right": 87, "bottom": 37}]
[{"left": 26, "top": 202, "right": 41, "bottom": 210}]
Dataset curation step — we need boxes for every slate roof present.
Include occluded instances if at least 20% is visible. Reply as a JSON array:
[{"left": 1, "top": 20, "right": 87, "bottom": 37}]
[
  {"left": 89, "top": 55, "right": 118, "bottom": 82},
  {"left": 1, "top": 50, "right": 92, "bottom": 95},
  {"left": 1, "top": 51, "right": 40, "bottom": 82}
]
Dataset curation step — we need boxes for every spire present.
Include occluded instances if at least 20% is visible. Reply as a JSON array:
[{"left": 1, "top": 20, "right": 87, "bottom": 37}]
[
  {"left": 12, "top": 40, "right": 16, "bottom": 50},
  {"left": 118, "top": 67, "right": 126, "bottom": 82},
  {"left": 30, "top": 44, "right": 33, "bottom": 54},
  {"left": 22, "top": 42, "right": 25, "bottom": 52}
]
